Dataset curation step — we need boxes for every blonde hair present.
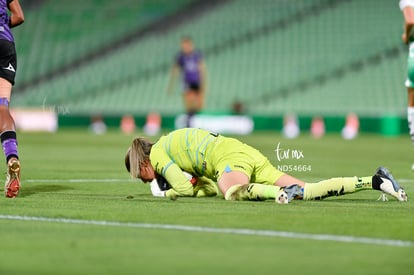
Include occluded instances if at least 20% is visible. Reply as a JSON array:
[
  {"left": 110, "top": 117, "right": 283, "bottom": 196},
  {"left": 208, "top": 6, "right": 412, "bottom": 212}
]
[{"left": 125, "top": 137, "right": 154, "bottom": 179}]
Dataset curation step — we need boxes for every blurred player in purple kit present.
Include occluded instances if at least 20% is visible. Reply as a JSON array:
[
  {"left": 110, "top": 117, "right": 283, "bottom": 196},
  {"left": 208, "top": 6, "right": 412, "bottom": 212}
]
[
  {"left": 0, "top": 0, "right": 23, "bottom": 198},
  {"left": 167, "top": 36, "right": 207, "bottom": 127}
]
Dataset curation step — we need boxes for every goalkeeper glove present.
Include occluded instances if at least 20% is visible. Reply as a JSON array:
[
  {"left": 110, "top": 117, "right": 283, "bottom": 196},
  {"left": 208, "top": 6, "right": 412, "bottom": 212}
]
[
  {"left": 156, "top": 175, "right": 171, "bottom": 191},
  {"left": 150, "top": 179, "right": 166, "bottom": 197}
]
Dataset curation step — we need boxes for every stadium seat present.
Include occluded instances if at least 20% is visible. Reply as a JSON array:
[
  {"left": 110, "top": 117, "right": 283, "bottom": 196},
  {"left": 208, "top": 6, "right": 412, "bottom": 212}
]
[
  {"left": 12, "top": 0, "right": 406, "bottom": 118},
  {"left": 14, "top": 0, "right": 193, "bottom": 86}
]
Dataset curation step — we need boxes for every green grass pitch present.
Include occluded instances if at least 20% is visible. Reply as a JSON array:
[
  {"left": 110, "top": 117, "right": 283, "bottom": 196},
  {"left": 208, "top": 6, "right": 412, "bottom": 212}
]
[{"left": 0, "top": 129, "right": 413, "bottom": 274}]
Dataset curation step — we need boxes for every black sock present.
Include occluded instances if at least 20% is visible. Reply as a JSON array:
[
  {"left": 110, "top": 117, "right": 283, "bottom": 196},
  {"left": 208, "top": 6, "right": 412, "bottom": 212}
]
[{"left": 371, "top": 175, "right": 382, "bottom": 191}]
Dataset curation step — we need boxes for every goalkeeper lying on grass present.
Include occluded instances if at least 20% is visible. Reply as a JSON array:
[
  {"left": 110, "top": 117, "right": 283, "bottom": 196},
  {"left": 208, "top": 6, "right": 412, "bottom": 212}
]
[{"left": 125, "top": 128, "right": 408, "bottom": 203}]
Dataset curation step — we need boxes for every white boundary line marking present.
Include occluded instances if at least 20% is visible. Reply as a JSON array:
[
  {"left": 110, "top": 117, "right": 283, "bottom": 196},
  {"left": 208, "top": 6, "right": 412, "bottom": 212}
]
[
  {"left": 25, "top": 179, "right": 128, "bottom": 183},
  {"left": 0, "top": 215, "right": 412, "bottom": 247}
]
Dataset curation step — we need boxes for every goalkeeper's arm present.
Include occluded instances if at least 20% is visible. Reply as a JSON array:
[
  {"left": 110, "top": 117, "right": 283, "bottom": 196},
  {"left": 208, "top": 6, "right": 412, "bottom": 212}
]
[
  {"left": 163, "top": 164, "right": 194, "bottom": 198},
  {"left": 150, "top": 171, "right": 194, "bottom": 198},
  {"left": 150, "top": 148, "right": 196, "bottom": 198}
]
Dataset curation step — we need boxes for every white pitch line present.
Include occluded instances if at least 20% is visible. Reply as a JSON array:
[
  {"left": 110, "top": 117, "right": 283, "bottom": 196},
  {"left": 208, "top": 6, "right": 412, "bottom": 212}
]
[
  {"left": 25, "top": 179, "right": 128, "bottom": 183},
  {"left": 0, "top": 215, "right": 412, "bottom": 248}
]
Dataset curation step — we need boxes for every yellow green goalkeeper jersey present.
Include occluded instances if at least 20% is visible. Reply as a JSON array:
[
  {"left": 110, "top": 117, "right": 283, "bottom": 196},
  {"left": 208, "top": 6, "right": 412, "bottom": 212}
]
[
  {"left": 150, "top": 128, "right": 220, "bottom": 197},
  {"left": 150, "top": 128, "right": 284, "bottom": 198}
]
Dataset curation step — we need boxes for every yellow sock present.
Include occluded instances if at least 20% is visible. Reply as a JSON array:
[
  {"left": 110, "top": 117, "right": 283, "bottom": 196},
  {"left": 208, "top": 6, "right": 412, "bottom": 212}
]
[
  {"left": 303, "top": 176, "right": 372, "bottom": 200},
  {"left": 225, "top": 183, "right": 281, "bottom": 201}
]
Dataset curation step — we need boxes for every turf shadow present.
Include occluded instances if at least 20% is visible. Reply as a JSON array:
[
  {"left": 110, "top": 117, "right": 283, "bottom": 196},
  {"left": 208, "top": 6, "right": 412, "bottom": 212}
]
[{"left": 20, "top": 184, "right": 74, "bottom": 197}]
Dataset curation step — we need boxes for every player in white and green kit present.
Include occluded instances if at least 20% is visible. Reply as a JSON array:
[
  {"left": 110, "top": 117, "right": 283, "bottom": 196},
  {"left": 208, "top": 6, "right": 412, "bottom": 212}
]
[
  {"left": 400, "top": 0, "right": 414, "bottom": 170},
  {"left": 125, "top": 128, "right": 407, "bottom": 203}
]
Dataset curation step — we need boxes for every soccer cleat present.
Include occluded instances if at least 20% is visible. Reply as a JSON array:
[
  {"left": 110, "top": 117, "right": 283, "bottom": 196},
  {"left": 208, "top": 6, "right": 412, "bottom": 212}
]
[
  {"left": 5, "top": 158, "right": 21, "bottom": 198},
  {"left": 372, "top": 167, "right": 407, "bottom": 202},
  {"left": 275, "top": 190, "right": 289, "bottom": 204},
  {"left": 282, "top": 184, "right": 304, "bottom": 202}
]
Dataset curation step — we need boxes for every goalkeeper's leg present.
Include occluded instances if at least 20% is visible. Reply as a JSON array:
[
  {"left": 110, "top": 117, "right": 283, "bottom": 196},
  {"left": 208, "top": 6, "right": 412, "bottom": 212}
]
[
  {"left": 275, "top": 168, "right": 408, "bottom": 201},
  {"left": 275, "top": 174, "right": 371, "bottom": 200},
  {"left": 302, "top": 176, "right": 372, "bottom": 200},
  {"left": 224, "top": 183, "right": 283, "bottom": 201},
  {"left": 223, "top": 176, "right": 371, "bottom": 201},
  {"left": 218, "top": 170, "right": 287, "bottom": 202}
]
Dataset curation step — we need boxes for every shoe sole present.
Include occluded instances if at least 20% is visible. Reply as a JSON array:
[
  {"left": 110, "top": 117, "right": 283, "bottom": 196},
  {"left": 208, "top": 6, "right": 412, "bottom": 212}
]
[{"left": 276, "top": 190, "right": 289, "bottom": 204}]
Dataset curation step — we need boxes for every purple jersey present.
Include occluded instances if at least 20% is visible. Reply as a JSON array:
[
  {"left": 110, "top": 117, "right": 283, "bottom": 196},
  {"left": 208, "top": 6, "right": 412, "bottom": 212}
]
[
  {"left": 176, "top": 51, "right": 202, "bottom": 84},
  {"left": 0, "top": 0, "right": 13, "bottom": 42}
]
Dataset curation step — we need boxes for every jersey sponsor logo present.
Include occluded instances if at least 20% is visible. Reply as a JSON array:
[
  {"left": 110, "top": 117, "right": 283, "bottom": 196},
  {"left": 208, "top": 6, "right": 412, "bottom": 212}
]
[
  {"left": 3, "top": 63, "right": 15, "bottom": 73},
  {"left": 184, "top": 60, "right": 197, "bottom": 72}
]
